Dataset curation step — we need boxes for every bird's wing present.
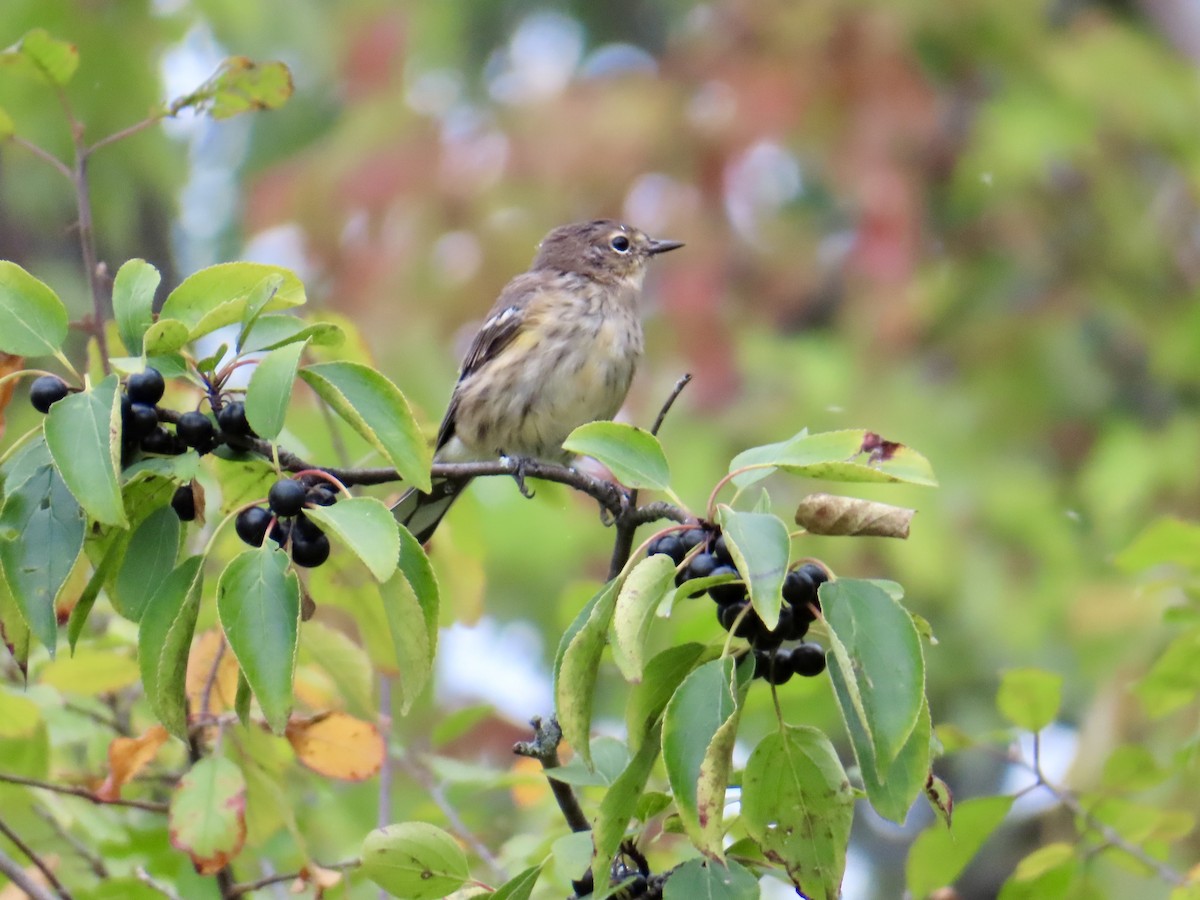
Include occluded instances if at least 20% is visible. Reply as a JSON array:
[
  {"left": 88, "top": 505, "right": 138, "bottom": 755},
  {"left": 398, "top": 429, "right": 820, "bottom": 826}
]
[{"left": 435, "top": 273, "right": 544, "bottom": 451}]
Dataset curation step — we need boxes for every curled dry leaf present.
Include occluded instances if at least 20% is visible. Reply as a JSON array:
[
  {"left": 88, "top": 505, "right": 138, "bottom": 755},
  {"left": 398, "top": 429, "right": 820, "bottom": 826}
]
[
  {"left": 794, "top": 492, "right": 913, "bottom": 539},
  {"left": 285, "top": 711, "right": 385, "bottom": 781},
  {"left": 96, "top": 724, "right": 170, "bottom": 801}
]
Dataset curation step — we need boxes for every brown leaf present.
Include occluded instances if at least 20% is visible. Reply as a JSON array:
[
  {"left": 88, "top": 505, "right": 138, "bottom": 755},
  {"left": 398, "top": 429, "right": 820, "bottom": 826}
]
[
  {"left": 924, "top": 771, "right": 954, "bottom": 828},
  {"left": 794, "top": 492, "right": 913, "bottom": 539},
  {"left": 285, "top": 712, "right": 384, "bottom": 781},
  {"left": 0, "top": 353, "right": 23, "bottom": 439},
  {"left": 186, "top": 629, "right": 239, "bottom": 716},
  {"left": 96, "top": 724, "right": 170, "bottom": 801},
  {"left": 290, "top": 863, "right": 344, "bottom": 895}
]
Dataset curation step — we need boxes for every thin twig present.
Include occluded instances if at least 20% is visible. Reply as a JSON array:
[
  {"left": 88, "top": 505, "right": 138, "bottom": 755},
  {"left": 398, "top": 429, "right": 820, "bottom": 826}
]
[
  {"left": 650, "top": 374, "right": 692, "bottom": 438},
  {"left": 513, "top": 716, "right": 590, "bottom": 833},
  {"left": 200, "top": 637, "right": 228, "bottom": 720},
  {"left": 87, "top": 114, "right": 167, "bottom": 155},
  {"left": 9, "top": 135, "right": 73, "bottom": 180},
  {"left": 0, "top": 772, "right": 168, "bottom": 813},
  {"left": 63, "top": 701, "right": 124, "bottom": 735},
  {"left": 0, "top": 813, "right": 73, "bottom": 899},
  {"left": 226, "top": 859, "right": 360, "bottom": 898},
  {"left": 135, "top": 866, "right": 186, "bottom": 900},
  {"left": 395, "top": 753, "right": 505, "bottom": 882},
  {"left": 0, "top": 845, "right": 57, "bottom": 900},
  {"left": 34, "top": 807, "right": 108, "bottom": 879}
]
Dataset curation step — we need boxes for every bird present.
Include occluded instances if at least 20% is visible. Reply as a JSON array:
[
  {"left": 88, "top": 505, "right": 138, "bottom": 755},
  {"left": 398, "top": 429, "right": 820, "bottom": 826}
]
[{"left": 392, "top": 219, "right": 683, "bottom": 543}]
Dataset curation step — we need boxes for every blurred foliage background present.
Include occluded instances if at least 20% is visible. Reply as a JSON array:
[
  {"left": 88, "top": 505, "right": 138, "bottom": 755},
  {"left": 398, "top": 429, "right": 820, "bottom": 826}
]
[{"left": 3, "top": 0, "right": 1200, "bottom": 896}]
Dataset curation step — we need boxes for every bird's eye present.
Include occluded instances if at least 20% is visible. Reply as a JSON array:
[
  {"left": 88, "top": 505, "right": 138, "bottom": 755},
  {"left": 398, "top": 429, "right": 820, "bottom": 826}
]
[{"left": 610, "top": 235, "right": 631, "bottom": 253}]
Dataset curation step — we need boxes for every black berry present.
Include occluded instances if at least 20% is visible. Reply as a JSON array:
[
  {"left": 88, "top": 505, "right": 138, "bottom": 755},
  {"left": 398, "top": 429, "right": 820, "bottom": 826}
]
[
  {"left": 126, "top": 367, "right": 165, "bottom": 405},
  {"left": 752, "top": 621, "right": 785, "bottom": 651},
  {"left": 293, "top": 513, "right": 324, "bottom": 542},
  {"left": 127, "top": 403, "right": 159, "bottom": 437},
  {"left": 171, "top": 484, "right": 196, "bottom": 521},
  {"left": 29, "top": 376, "right": 69, "bottom": 413},
  {"left": 306, "top": 485, "right": 337, "bottom": 507},
  {"left": 788, "top": 642, "right": 828, "bottom": 677},
  {"left": 707, "top": 565, "right": 747, "bottom": 606},
  {"left": 713, "top": 533, "right": 733, "bottom": 565},
  {"left": 678, "top": 528, "right": 706, "bottom": 553},
  {"left": 176, "top": 411, "right": 216, "bottom": 450},
  {"left": 675, "top": 551, "right": 718, "bottom": 593},
  {"left": 268, "top": 479, "right": 307, "bottom": 517},
  {"left": 754, "top": 649, "right": 792, "bottom": 684},
  {"left": 800, "top": 562, "right": 829, "bottom": 590},
  {"left": 141, "top": 426, "right": 181, "bottom": 455},
  {"left": 648, "top": 532, "right": 685, "bottom": 565},
  {"left": 235, "top": 506, "right": 271, "bottom": 547},
  {"left": 291, "top": 532, "right": 331, "bottom": 568},
  {"left": 716, "top": 600, "right": 762, "bottom": 640},
  {"left": 216, "top": 400, "right": 253, "bottom": 437},
  {"left": 269, "top": 517, "right": 291, "bottom": 545}
]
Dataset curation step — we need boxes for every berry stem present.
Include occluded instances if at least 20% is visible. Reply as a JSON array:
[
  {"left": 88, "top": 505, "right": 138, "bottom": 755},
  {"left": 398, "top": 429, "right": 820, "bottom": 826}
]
[{"left": 704, "top": 464, "right": 772, "bottom": 520}]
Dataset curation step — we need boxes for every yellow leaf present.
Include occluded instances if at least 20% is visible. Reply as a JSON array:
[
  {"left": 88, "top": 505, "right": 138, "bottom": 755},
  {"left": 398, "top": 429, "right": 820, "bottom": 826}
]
[
  {"left": 96, "top": 724, "right": 169, "bottom": 801},
  {"left": 186, "top": 629, "right": 239, "bottom": 716},
  {"left": 40, "top": 649, "right": 140, "bottom": 695},
  {"left": 285, "top": 712, "right": 384, "bottom": 781}
]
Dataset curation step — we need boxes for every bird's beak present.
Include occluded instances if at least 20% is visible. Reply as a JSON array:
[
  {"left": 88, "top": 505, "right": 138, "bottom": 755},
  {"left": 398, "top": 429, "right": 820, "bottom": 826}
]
[{"left": 647, "top": 238, "right": 685, "bottom": 255}]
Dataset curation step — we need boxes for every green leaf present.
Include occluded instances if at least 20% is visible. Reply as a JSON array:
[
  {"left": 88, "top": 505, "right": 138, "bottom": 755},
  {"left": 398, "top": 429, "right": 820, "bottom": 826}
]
[
  {"left": 823, "top": 578, "right": 925, "bottom": 770},
  {"left": 175, "top": 57, "right": 294, "bottom": 120},
  {"left": 0, "top": 261, "right": 69, "bottom": 357},
  {"left": 907, "top": 795, "right": 1014, "bottom": 898},
  {"left": 298, "top": 621, "right": 376, "bottom": 719},
  {"left": 741, "top": 726, "right": 854, "bottom": 900},
  {"left": 379, "top": 568, "right": 433, "bottom": 715},
  {"left": 160, "top": 262, "right": 305, "bottom": 335},
  {"left": 997, "top": 668, "right": 1062, "bottom": 732},
  {"left": 44, "top": 374, "right": 126, "bottom": 527},
  {"left": 592, "top": 724, "right": 663, "bottom": 889},
  {"left": 299, "top": 362, "right": 432, "bottom": 491},
  {"left": 0, "top": 463, "right": 84, "bottom": 654},
  {"left": 611, "top": 554, "right": 676, "bottom": 682},
  {"left": 662, "top": 656, "right": 747, "bottom": 858},
  {"left": 842, "top": 687, "right": 931, "bottom": 824},
  {"left": 238, "top": 315, "right": 344, "bottom": 353},
  {"left": 113, "top": 505, "right": 181, "bottom": 622},
  {"left": 1116, "top": 517, "right": 1200, "bottom": 573},
  {"left": 0, "top": 567, "right": 31, "bottom": 676},
  {"left": 0, "top": 29, "right": 79, "bottom": 86},
  {"left": 142, "top": 319, "right": 191, "bottom": 356},
  {"left": 169, "top": 756, "right": 247, "bottom": 874},
  {"left": 490, "top": 865, "right": 542, "bottom": 900},
  {"left": 555, "top": 578, "right": 621, "bottom": 769},
  {"left": 237, "top": 275, "right": 284, "bottom": 350},
  {"left": 1135, "top": 627, "right": 1200, "bottom": 718},
  {"left": 563, "top": 422, "right": 670, "bottom": 490},
  {"left": 625, "top": 643, "right": 713, "bottom": 752},
  {"left": 716, "top": 506, "right": 790, "bottom": 631},
  {"left": 111, "top": 260, "right": 161, "bottom": 356},
  {"left": 217, "top": 547, "right": 300, "bottom": 733},
  {"left": 235, "top": 669, "right": 252, "bottom": 727},
  {"left": 361, "top": 822, "right": 469, "bottom": 900},
  {"left": 662, "top": 859, "right": 759, "bottom": 900},
  {"left": 304, "top": 497, "right": 400, "bottom": 582},
  {"left": 245, "top": 340, "right": 305, "bottom": 440},
  {"left": 998, "top": 843, "right": 1079, "bottom": 900},
  {"left": 0, "top": 106, "right": 13, "bottom": 140},
  {"left": 138, "top": 556, "right": 204, "bottom": 740},
  {"left": 730, "top": 428, "right": 938, "bottom": 489}
]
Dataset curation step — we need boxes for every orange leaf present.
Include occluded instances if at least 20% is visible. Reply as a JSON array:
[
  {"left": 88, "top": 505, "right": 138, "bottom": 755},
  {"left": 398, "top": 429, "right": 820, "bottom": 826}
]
[
  {"left": 0, "top": 352, "right": 24, "bottom": 439},
  {"left": 186, "top": 629, "right": 239, "bottom": 716},
  {"left": 291, "top": 863, "right": 344, "bottom": 894},
  {"left": 285, "top": 712, "right": 384, "bottom": 781},
  {"left": 96, "top": 724, "right": 169, "bottom": 801}
]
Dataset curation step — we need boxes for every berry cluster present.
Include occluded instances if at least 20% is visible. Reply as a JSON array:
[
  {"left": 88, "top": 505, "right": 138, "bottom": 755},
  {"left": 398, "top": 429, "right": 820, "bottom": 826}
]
[
  {"left": 234, "top": 477, "right": 337, "bottom": 568},
  {"left": 648, "top": 526, "right": 830, "bottom": 686}
]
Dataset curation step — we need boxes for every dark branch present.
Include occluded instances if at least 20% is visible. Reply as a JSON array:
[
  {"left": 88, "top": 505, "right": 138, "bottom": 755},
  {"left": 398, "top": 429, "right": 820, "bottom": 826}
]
[
  {"left": 513, "top": 716, "right": 590, "bottom": 833},
  {"left": 0, "top": 772, "right": 168, "bottom": 813},
  {"left": 0, "top": 813, "right": 73, "bottom": 899},
  {"left": 0, "top": 845, "right": 57, "bottom": 900}
]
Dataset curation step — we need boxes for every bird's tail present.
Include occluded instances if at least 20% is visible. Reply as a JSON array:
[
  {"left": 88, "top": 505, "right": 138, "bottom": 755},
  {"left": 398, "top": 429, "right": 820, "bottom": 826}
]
[{"left": 391, "top": 478, "right": 471, "bottom": 545}]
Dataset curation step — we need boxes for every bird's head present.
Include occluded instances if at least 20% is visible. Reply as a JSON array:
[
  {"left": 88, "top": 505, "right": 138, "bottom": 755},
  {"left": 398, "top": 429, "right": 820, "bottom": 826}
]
[{"left": 532, "top": 219, "right": 683, "bottom": 285}]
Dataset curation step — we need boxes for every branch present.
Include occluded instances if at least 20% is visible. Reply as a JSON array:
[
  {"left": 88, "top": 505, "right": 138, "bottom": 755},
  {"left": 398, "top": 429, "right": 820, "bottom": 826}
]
[
  {"left": 135, "top": 867, "right": 185, "bottom": 900},
  {"left": 87, "top": 114, "right": 167, "bottom": 155},
  {"left": 0, "top": 772, "right": 168, "bottom": 813},
  {"left": 513, "top": 716, "right": 590, "bottom": 833},
  {"left": 34, "top": 807, "right": 108, "bottom": 879},
  {"left": 0, "top": 813, "right": 73, "bottom": 899},
  {"left": 226, "top": 859, "right": 360, "bottom": 898},
  {"left": 9, "top": 136, "right": 73, "bottom": 180},
  {"left": 0, "top": 845, "right": 57, "bottom": 900}
]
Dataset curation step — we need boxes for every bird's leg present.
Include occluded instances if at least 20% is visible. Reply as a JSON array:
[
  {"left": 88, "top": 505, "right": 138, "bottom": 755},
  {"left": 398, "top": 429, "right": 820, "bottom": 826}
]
[{"left": 501, "top": 454, "right": 537, "bottom": 499}]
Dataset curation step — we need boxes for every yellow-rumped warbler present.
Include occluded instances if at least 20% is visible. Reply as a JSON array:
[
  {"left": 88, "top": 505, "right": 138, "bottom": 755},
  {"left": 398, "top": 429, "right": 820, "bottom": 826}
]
[{"left": 393, "top": 219, "right": 683, "bottom": 543}]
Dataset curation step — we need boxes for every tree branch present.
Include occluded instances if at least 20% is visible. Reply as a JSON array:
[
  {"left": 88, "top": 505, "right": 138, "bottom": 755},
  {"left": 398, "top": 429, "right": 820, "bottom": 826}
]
[
  {"left": 226, "top": 859, "right": 360, "bottom": 898},
  {"left": 513, "top": 716, "right": 590, "bottom": 833},
  {"left": 0, "top": 845, "right": 57, "bottom": 900},
  {"left": 34, "top": 807, "right": 107, "bottom": 879},
  {"left": 0, "top": 813, "right": 73, "bottom": 899},
  {"left": 0, "top": 772, "right": 168, "bottom": 813}
]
